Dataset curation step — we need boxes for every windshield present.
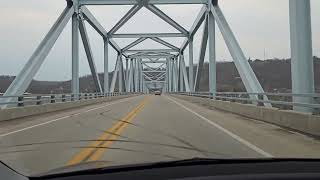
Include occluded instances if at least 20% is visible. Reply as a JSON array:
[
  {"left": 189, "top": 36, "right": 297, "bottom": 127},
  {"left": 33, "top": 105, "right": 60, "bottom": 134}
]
[{"left": 0, "top": 0, "right": 320, "bottom": 177}]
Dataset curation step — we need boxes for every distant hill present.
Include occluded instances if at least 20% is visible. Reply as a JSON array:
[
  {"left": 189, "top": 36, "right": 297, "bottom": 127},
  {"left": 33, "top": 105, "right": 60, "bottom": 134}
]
[
  {"left": 0, "top": 57, "right": 319, "bottom": 94},
  {"left": 190, "top": 57, "right": 320, "bottom": 92},
  {"left": 0, "top": 72, "right": 115, "bottom": 94}
]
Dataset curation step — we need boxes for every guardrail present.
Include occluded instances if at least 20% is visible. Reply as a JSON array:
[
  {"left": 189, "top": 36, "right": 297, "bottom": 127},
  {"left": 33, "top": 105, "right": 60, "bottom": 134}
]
[
  {"left": 171, "top": 92, "right": 320, "bottom": 113},
  {"left": 0, "top": 92, "right": 141, "bottom": 109}
]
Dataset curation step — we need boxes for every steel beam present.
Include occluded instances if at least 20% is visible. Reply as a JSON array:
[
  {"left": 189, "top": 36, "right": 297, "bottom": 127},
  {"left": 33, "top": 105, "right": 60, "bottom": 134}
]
[
  {"left": 111, "top": 33, "right": 186, "bottom": 38},
  {"left": 143, "top": 74, "right": 154, "bottom": 81},
  {"left": 125, "top": 49, "right": 179, "bottom": 53},
  {"left": 156, "top": 74, "right": 166, "bottom": 81},
  {"left": 109, "top": 39, "right": 122, "bottom": 54},
  {"left": 165, "top": 59, "right": 169, "bottom": 92},
  {"left": 139, "top": 62, "right": 144, "bottom": 92},
  {"left": 208, "top": 6, "right": 216, "bottom": 96},
  {"left": 129, "top": 52, "right": 172, "bottom": 57},
  {"left": 134, "top": 59, "right": 139, "bottom": 92},
  {"left": 289, "top": 0, "right": 314, "bottom": 112},
  {"left": 141, "top": 60, "right": 167, "bottom": 63},
  {"left": 179, "top": 55, "right": 184, "bottom": 91},
  {"left": 211, "top": 5, "right": 270, "bottom": 106},
  {"left": 79, "top": 0, "right": 207, "bottom": 5},
  {"left": 3, "top": 6, "right": 74, "bottom": 100},
  {"left": 72, "top": 13, "right": 80, "bottom": 94},
  {"left": 149, "top": 0, "right": 207, "bottom": 4},
  {"left": 128, "top": 59, "right": 134, "bottom": 92},
  {"left": 81, "top": 7, "right": 122, "bottom": 53},
  {"left": 79, "top": 19, "right": 103, "bottom": 93},
  {"left": 146, "top": 81, "right": 166, "bottom": 83},
  {"left": 130, "top": 55, "right": 174, "bottom": 59},
  {"left": 180, "top": 54, "right": 191, "bottom": 92},
  {"left": 122, "top": 37, "right": 147, "bottom": 51},
  {"left": 110, "top": 55, "right": 120, "bottom": 92},
  {"left": 125, "top": 58, "right": 129, "bottom": 91},
  {"left": 173, "top": 58, "right": 179, "bottom": 92},
  {"left": 104, "top": 38, "right": 109, "bottom": 93},
  {"left": 194, "top": 16, "right": 208, "bottom": 91},
  {"left": 109, "top": 4, "right": 143, "bottom": 34},
  {"left": 143, "top": 70, "right": 166, "bottom": 73},
  {"left": 79, "top": 0, "right": 138, "bottom": 5},
  {"left": 168, "top": 58, "right": 172, "bottom": 92},
  {"left": 181, "top": 5, "right": 206, "bottom": 51},
  {"left": 118, "top": 56, "right": 124, "bottom": 92},
  {"left": 188, "top": 37, "right": 194, "bottom": 92},
  {"left": 81, "top": 7, "right": 107, "bottom": 37},
  {"left": 146, "top": 4, "right": 188, "bottom": 35},
  {"left": 150, "top": 37, "right": 179, "bottom": 50}
]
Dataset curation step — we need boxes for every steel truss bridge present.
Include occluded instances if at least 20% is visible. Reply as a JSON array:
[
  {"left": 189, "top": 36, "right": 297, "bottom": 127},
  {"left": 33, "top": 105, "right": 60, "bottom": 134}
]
[
  {"left": 1, "top": 1, "right": 320, "bottom": 175},
  {"left": 0, "top": 0, "right": 317, "bottom": 114}
]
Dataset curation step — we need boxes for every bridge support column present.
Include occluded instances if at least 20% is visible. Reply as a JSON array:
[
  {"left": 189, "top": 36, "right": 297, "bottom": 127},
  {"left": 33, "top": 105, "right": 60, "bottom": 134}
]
[
  {"left": 166, "top": 59, "right": 169, "bottom": 92},
  {"left": 169, "top": 58, "right": 173, "bottom": 92},
  {"left": 179, "top": 55, "right": 184, "bottom": 92},
  {"left": 175, "top": 58, "right": 179, "bottom": 92},
  {"left": 119, "top": 56, "right": 124, "bottom": 93},
  {"left": 139, "top": 61, "right": 144, "bottom": 92},
  {"left": 104, "top": 38, "right": 109, "bottom": 94},
  {"left": 128, "top": 59, "right": 134, "bottom": 92},
  {"left": 110, "top": 55, "right": 120, "bottom": 93},
  {"left": 208, "top": 3, "right": 216, "bottom": 97},
  {"left": 289, "top": 0, "right": 314, "bottom": 112},
  {"left": 134, "top": 59, "right": 139, "bottom": 92},
  {"left": 172, "top": 58, "right": 178, "bottom": 92},
  {"left": 72, "top": 12, "right": 80, "bottom": 95},
  {"left": 189, "top": 37, "right": 194, "bottom": 92},
  {"left": 125, "top": 58, "right": 129, "bottom": 92},
  {"left": 178, "top": 54, "right": 191, "bottom": 92}
]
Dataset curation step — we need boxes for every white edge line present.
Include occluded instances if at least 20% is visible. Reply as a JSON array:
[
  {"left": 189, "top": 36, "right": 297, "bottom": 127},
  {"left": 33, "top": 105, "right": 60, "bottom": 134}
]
[
  {"left": 166, "top": 96, "right": 273, "bottom": 158},
  {"left": 0, "top": 97, "right": 137, "bottom": 138}
]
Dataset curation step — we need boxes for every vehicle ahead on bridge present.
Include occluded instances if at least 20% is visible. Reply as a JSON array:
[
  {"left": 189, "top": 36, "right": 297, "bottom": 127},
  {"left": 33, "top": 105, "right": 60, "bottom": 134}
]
[{"left": 155, "top": 90, "right": 162, "bottom": 96}]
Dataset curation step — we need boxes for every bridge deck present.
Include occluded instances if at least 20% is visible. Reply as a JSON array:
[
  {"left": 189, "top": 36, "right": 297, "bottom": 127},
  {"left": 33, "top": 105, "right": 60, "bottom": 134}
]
[{"left": 1, "top": 95, "right": 320, "bottom": 175}]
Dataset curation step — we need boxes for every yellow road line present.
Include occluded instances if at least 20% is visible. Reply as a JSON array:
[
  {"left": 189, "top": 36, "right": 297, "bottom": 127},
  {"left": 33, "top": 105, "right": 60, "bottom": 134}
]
[
  {"left": 67, "top": 97, "right": 149, "bottom": 166},
  {"left": 88, "top": 101, "right": 147, "bottom": 162}
]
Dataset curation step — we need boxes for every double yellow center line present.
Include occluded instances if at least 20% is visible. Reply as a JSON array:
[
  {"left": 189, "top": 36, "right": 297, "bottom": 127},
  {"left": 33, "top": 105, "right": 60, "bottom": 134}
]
[{"left": 67, "top": 97, "right": 149, "bottom": 166}]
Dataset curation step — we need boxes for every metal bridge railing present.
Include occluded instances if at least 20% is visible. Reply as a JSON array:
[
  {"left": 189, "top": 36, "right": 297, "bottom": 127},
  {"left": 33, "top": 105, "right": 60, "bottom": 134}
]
[
  {"left": 0, "top": 92, "right": 141, "bottom": 109},
  {"left": 171, "top": 92, "right": 320, "bottom": 113}
]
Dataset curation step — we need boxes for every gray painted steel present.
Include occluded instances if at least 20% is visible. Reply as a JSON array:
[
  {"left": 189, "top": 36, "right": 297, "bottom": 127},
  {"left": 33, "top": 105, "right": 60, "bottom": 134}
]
[
  {"left": 188, "top": 37, "right": 194, "bottom": 92},
  {"left": 79, "top": 20, "right": 103, "bottom": 93},
  {"left": 2, "top": 0, "right": 316, "bottom": 116},
  {"left": 211, "top": 5, "right": 270, "bottom": 107},
  {"left": 194, "top": 16, "right": 208, "bottom": 91},
  {"left": 289, "top": 0, "right": 314, "bottom": 112},
  {"left": 208, "top": 7, "right": 216, "bottom": 95},
  {"left": 1, "top": 6, "right": 74, "bottom": 108},
  {"left": 104, "top": 38, "right": 109, "bottom": 93},
  {"left": 72, "top": 13, "right": 80, "bottom": 95}
]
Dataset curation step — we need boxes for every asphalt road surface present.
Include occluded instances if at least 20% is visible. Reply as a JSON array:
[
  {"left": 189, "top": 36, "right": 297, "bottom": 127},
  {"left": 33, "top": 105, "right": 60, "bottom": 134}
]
[{"left": 1, "top": 95, "right": 320, "bottom": 176}]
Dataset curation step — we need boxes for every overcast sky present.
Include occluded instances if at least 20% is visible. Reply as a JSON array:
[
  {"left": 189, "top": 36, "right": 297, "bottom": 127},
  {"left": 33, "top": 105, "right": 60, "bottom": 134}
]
[{"left": 0, "top": 0, "right": 319, "bottom": 81}]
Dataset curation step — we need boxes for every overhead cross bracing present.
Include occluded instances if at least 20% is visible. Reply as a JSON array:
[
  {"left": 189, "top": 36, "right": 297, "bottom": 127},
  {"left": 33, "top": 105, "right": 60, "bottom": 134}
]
[{"left": 0, "top": 0, "right": 315, "bottom": 113}]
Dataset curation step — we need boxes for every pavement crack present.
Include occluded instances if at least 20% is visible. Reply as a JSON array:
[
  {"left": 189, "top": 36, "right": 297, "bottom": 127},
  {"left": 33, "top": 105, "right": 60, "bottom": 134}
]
[
  {"left": 0, "top": 139, "right": 231, "bottom": 158},
  {"left": 96, "top": 112, "right": 210, "bottom": 157}
]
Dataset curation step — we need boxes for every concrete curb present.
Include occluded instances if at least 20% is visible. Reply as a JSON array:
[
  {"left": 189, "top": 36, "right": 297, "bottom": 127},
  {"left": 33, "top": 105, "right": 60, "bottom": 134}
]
[
  {"left": 171, "top": 94, "right": 320, "bottom": 137},
  {"left": 0, "top": 95, "right": 136, "bottom": 122}
]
